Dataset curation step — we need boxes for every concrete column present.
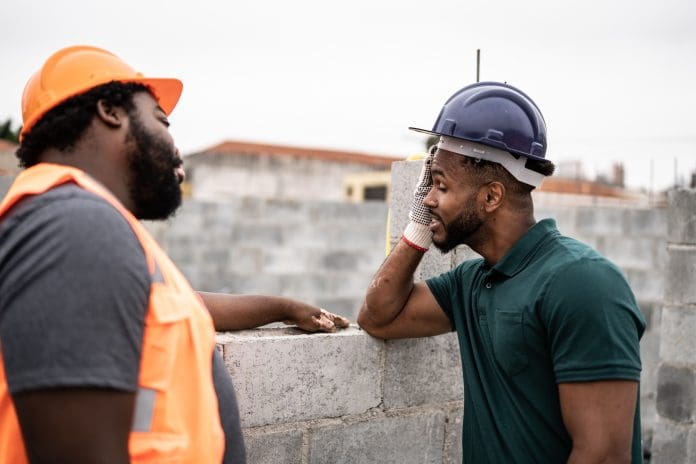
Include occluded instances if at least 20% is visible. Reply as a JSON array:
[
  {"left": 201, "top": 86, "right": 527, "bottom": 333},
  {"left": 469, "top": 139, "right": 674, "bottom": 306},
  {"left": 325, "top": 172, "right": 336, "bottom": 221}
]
[{"left": 652, "top": 189, "right": 696, "bottom": 463}]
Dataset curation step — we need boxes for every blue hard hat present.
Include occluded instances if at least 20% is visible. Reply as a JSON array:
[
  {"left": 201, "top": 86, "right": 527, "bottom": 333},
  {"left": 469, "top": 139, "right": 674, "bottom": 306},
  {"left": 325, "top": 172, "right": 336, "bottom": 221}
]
[{"left": 410, "top": 82, "right": 548, "bottom": 162}]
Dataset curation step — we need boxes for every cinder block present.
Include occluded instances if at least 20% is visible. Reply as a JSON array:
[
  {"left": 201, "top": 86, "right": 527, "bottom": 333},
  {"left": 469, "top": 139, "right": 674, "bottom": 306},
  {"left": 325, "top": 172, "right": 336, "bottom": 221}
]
[
  {"left": 383, "top": 333, "right": 464, "bottom": 409},
  {"left": 536, "top": 207, "right": 576, "bottom": 233},
  {"left": 227, "top": 247, "right": 263, "bottom": 274},
  {"left": 264, "top": 198, "right": 308, "bottom": 223},
  {"left": 309, "top": 201, "right": 388, "bottom": 223},
  {"left": 665, "top": 245, "right": 696, "bottom": 304},
  {"left": 330, "top": 223, "right": 386, "bottom": 250},
  {"left": 233, "top": 223, "right": 284, "bottom": 246},
  {"left": 624, "top": 268, "right": 664, "bottom": 304},
  {"left": 651, "top": 417, "right": 690, "bottom": 464},
  {"left": 668, "top": 189, "right": 696, "bottom": 244},
  {"left": 443, "top": 408, "right": 464, "bottom": 464},
  {"left": 658, "top": 305, "right": 696, "bottom": 366},
  {"left": 328, "top": 273, "right": 372, "bottom": 299},
  {"left": 656, "top": 363, "right": 696, "bottom": 423},
  {"left": 243, "top": 428, "right": 303, "bottom": 464},
  {"left": 262, "top": 247, "right": 310, "bottom": 274},
  {"left": 389, "top": 161, "right": 422, "bottom": 239},
  {"left": 625, "top": 208, "right": 667, "bottom": 238},
  {"left": 598, "top": 236, "right": 663, "bottom": 270},
  {"left": 279, "top": 274, "right": 332, "bottom": 300},
  {"left": 575, "top": 208, "right": 625, "bottom": 236},
  {"left": 225, "top": 274, "right": 284, "bottom": 295},
  {"left": 415, "top": 249, "right": 454, "bottom": 282},
  {"left": 219, "top": 327, "right": 382, "bottom": 428},
  {"left": 308, "top": 411, "right": 445, "bottom": 464}
]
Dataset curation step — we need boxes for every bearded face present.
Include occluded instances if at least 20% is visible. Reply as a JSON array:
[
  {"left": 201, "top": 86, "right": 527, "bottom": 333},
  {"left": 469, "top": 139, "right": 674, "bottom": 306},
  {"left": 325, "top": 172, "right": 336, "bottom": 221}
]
[
  {"left": 431, "top": 190, "right": 483, "bottom": 253},
  {"left": 125, "top": 110, "right": 182, "bottom": 221}
]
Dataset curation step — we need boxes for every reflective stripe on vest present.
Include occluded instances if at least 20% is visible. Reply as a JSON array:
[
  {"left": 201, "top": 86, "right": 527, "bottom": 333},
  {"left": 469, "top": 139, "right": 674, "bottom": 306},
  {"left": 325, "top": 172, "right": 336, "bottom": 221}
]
[{"left": 0, "top": 163, "right": 225, "bottom": 463}]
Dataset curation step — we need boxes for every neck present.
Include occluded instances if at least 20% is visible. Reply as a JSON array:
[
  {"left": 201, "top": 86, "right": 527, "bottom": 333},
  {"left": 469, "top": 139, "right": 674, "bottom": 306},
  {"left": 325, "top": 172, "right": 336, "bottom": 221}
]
[
  {"left": 470, "top": 211, "right": 536, "bottom": 265},
  {"left": 39, "top": 139, "right": 134, "bottom": 213}
]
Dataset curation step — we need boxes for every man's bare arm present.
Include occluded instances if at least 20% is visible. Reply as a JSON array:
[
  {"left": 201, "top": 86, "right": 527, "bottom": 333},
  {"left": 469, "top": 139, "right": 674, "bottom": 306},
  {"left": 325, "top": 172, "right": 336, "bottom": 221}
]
[
  {"left": 357, "top": 239, "right": 451, "bottom": 339},
  {"left": 559, "top": 380, "right": 638, "bottom": 464},
  {"left": 198, "top": 292, "right": 349, "bottom": 333}
]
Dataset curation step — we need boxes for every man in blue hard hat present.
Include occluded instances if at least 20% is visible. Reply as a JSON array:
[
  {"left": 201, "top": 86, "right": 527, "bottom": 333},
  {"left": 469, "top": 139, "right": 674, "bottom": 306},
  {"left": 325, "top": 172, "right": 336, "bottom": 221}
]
[{"left": 358, "top": 82, "right": 646, "bottom": 463}]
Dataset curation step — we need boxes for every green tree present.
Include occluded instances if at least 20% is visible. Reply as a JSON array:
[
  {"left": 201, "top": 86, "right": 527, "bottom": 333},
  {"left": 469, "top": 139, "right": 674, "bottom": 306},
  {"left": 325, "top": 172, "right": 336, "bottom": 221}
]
[{"left": 0, "top": 118, "right": 20, "bottom": 143}]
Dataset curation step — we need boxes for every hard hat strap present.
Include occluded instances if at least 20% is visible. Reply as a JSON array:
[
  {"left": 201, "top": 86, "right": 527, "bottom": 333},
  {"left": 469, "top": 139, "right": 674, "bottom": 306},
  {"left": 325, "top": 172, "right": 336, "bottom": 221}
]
[{"left": 437, "top": 136, "right": 545, "bottom": 187}]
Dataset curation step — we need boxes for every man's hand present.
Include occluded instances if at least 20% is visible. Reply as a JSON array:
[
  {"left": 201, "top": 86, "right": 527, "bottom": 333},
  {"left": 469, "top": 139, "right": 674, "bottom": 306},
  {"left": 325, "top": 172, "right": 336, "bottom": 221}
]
[
  {"left": 402, "top": 153, "right": 434, "bottom": 252},
  {"left": 285, "top": 305, "right": 350, "bottom": 333}
]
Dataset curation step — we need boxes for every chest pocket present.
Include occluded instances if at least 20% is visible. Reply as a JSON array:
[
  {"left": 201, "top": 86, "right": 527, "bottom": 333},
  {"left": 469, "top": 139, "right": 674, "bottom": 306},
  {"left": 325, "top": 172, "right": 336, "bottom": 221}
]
[{"left": 492, "top": 310, "right": 529, "bottom": 376}]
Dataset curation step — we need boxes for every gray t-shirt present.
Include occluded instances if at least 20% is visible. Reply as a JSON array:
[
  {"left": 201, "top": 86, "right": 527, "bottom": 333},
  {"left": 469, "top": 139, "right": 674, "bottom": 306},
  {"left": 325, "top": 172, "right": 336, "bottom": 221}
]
[{"left": 0, "top": 183, "right": 245, "bottom": 463}]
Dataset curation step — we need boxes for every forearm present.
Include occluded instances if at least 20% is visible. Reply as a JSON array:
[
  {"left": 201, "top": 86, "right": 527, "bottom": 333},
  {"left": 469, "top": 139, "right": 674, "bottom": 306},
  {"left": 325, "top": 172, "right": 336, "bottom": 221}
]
[
  {"left": 198, "top": 292, "right": 293, "bottom": 331},
  {"left": 359, "top": 239, "right": 424, "bottom": 329}
]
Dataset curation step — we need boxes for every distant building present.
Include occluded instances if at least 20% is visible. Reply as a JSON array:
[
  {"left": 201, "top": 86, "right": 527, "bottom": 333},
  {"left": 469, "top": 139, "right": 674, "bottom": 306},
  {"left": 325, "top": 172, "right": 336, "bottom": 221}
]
[{"left": 184, "top": 140, "right": 396, "bottom": 202}]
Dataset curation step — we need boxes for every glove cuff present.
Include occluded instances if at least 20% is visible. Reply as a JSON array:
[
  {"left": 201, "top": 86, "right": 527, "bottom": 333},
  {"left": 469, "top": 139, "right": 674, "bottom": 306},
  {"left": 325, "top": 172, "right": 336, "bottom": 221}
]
[{"left": 402, "top": 221, "right": 432, "bottom": 252}]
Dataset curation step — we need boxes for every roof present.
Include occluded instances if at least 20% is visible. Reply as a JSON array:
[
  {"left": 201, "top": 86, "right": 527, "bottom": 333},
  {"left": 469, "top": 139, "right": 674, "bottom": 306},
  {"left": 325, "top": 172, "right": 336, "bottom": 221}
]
[
  {"left": 191, "top": 140, "right": 397, "bottom": 168},
  {"left": 538, "top": 177, "right": 635, "bottom": 198}
]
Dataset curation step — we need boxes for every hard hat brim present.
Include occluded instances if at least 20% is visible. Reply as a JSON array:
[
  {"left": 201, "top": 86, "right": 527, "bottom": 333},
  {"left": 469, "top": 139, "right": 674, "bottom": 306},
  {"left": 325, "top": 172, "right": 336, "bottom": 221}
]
[
  {"left": 137, "top": 77, "right": 183, "bottom": 116},
  {"left": 408, "top": 126, "right": 549, "bottom": 163}
]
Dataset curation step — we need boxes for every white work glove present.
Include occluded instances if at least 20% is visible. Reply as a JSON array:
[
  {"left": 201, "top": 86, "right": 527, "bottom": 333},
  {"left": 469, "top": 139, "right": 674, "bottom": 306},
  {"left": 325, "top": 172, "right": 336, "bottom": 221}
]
[{"left": 402, "top": 153, "right": 434, "bottom": 251}]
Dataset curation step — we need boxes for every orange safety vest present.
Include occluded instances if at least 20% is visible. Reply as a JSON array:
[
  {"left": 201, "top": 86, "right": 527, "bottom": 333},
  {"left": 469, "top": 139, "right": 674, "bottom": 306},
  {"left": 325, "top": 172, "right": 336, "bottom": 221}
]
[{"left": 0, "top": 163, "right": 225, "bottom": 463}]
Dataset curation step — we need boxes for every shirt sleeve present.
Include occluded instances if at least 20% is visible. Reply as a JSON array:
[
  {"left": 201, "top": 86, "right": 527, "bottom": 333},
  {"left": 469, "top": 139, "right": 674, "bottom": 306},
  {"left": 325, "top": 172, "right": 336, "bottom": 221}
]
[
  {"left": 0, "top": 185, "right": 151, "bottom": 394},
  {"left": 542, "top": 257, "right": 646, "bottom": 383},
  {"left": 426, "top": 269, "right": 457, "bottom": 326}
]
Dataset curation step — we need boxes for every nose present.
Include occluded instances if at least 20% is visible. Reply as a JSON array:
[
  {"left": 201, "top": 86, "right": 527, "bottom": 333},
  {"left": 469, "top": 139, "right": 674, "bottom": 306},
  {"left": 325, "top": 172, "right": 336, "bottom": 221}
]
[{"left": 423, "top": 186, "right": 436, "bottom": 208}]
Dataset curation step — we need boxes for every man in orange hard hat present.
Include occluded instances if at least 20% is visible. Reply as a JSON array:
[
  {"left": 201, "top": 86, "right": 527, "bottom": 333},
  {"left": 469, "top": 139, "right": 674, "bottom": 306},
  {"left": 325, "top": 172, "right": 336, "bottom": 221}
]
[{"left": 0, "top": 45, "right": 348, "bottom": 463}]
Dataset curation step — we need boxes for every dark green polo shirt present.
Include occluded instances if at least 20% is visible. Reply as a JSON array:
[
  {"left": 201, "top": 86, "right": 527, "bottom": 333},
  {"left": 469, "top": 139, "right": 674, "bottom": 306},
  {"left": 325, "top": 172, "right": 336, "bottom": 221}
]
[{"left": 427, "top": 219, "right": 646, "bottom": 464}]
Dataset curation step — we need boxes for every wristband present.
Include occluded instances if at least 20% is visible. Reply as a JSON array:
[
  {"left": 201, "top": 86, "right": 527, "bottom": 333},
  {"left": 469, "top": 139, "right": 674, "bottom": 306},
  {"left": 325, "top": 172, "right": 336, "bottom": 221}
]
[{"left": 402, "top": 221, "right": 432, "bottom": 252}]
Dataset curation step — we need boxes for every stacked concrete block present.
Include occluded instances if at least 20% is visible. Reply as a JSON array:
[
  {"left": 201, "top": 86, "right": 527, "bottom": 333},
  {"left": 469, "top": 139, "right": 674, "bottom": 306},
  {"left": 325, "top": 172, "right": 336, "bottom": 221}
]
[
  {"left": 145, "top": 196, "right": 388, "bottom": 321},
  {"left": 217, "top": 328, "right": 465, "bottom": 464},
  {"left": 652, "top": 189, "right": 696, "bottom": 463}
]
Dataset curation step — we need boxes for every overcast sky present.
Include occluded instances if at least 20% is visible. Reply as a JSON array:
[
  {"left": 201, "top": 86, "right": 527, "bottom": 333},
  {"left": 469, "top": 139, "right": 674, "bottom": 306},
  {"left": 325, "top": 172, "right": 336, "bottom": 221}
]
[{"left": 2, "top": 0, "right": 695, "bottom": 190}]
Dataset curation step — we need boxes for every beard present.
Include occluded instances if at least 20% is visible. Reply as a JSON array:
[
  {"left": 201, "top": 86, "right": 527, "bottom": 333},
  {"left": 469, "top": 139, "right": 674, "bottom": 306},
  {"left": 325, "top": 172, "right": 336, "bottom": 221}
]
[
  {"left": 126, "top": 115, "right": 182, "bottom": 220},
  {"left": 432, "top": 194, "right": 483, "bottom": 253}
]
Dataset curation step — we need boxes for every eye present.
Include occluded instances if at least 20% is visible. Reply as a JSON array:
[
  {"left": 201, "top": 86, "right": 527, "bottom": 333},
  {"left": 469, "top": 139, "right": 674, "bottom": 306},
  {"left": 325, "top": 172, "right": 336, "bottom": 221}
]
[
  {"left": 436, "top": 182, "right": 447, "bottom": 192},
  {"left": 158, "top": 116, "right": 170, "bottom": 128}
]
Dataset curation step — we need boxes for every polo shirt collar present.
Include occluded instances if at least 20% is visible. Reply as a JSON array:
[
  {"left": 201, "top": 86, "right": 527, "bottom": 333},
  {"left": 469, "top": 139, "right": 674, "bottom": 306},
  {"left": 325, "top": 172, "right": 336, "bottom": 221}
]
[{"left": 491, "top": 218, "right": 558, "bottom": 277}]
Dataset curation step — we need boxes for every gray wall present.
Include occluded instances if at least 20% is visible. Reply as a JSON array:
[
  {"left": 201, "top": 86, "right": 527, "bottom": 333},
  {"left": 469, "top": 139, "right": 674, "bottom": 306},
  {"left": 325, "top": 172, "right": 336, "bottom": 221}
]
[
  {"left": 651, "top": 189, "right": 696, "bottom": 463},
  {"left": 145, "top": 197, "right": 389, "bottom": 321}
]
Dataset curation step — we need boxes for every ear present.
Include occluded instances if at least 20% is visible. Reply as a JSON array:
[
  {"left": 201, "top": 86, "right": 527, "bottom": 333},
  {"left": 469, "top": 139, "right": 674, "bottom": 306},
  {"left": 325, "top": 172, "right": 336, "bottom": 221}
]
[
  {"left": 480, "top": 181, "right": 505, "bottom": 213},
  {"left": 95, "top": 100, "right": 125, "bottom": 129}
]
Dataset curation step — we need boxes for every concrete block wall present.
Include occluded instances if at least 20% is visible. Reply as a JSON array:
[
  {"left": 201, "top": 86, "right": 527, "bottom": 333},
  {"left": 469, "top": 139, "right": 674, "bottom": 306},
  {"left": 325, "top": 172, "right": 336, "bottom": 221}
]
[
  {"left": 652, "top": 189, "right": 696, "bottom": 463},
  {"left": 217, "top": 328, "right": 464, "bottom": 464},
  {"left": 145, "top": 197, "right": 388, "bottom": 321}
]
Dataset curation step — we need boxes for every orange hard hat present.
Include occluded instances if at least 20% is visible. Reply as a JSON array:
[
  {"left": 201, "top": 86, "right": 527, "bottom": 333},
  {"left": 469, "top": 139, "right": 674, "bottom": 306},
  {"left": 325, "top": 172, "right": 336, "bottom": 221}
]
[{"left": 20, "top": 45, "right": 183, "bottom": 141}]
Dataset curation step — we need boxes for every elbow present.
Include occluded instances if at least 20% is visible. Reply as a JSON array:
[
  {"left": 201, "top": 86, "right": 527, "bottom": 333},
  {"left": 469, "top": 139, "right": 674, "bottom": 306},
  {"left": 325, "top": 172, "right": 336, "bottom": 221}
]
[{"left": 357, "top": 301, "right": 386, "bottom": 339}]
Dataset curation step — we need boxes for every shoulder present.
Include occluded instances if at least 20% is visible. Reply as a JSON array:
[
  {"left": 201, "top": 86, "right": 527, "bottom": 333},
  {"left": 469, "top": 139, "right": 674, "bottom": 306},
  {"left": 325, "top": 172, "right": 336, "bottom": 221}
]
[{"left": 1, "top": 183, "right": 142, "bottom": 258}]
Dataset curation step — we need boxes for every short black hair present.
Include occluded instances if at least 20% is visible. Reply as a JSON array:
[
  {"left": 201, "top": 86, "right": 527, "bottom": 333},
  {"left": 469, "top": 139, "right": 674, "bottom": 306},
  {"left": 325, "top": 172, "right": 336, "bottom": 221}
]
[
  {"left": 457, "top": 153, "right": 555, "bottom": 194},
  {"left": 16, "top": 81, "right": 150, "bottom": 168}
]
